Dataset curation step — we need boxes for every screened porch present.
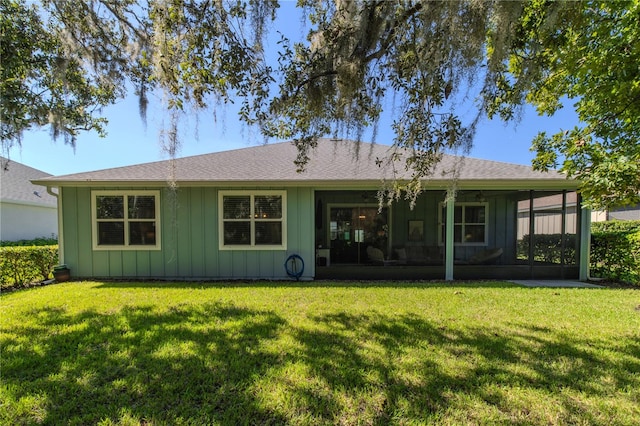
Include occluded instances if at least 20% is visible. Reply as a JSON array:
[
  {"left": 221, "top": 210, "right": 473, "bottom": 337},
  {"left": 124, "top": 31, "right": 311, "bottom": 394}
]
[{"left": 313, "top": 189, "right": 585, "bottom": 280}]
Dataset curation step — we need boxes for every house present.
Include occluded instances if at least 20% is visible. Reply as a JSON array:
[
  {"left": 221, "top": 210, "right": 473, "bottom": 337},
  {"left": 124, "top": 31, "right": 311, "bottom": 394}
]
[
  {"left": 516, "top": 192, "right": 606, "bottom": 238},
  {"left": 1, "top": 157, "right": 58, "bottom": 241},
  {"left": 607, "top": 203, "right": 640, "bottom": 221},
  {"left": 32, "top": 139, "right": 591, "bottom": 281}
]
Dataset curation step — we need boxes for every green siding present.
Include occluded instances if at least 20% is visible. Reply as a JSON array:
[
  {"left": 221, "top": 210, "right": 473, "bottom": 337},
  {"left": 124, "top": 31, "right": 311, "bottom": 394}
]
[
  {"left": 109, "top": 251, "right": 123, "bottom": 277},
  {"left": 137, "top": 251, "right": 151, "bottom": 277},
  {"left": 189, "top": 188, "right": 205, "bottom": 276},
  {"left": 162, "top": 188, "right": 179, "bottom": 277},
  {"left": 203, "top": 188, "right": 218, "bottom": 276},
  {"left": 60, "top": 186, "right": 314, "bottom": 280},
  {"left": 176, "top": 189, "right": 193, "bottom": 276},
  {"left": 122, "top": 251, "right": 138, "bottom": 276},
  {"left": 75, "top": 188, "right": 93, "bottom": 275},
  {"left": 61, "top": 187, "right": 79, "bottom": 272}
]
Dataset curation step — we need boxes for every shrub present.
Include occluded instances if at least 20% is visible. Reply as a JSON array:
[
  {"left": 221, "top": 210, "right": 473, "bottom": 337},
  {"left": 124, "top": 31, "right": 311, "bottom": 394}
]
[
  {"left": 517, "top": 234, "right": 577, "bottom": 265},
  {"left": 592, "top": 220, "right": 640, "bottom": 233},
  {"left": 590, "top": 223, "right": 640, "bottom": 285},
  {"left": 0, "top": 235, "right": 58, "bottom": 247},
  {"left": 0, "top": 245, "right": 58, "bottom": 289}
]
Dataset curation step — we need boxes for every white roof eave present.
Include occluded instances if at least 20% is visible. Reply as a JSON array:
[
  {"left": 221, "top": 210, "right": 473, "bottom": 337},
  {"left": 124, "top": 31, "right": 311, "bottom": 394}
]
[{"left": 32, "top": 177, "right": 578, "bottom": 191}]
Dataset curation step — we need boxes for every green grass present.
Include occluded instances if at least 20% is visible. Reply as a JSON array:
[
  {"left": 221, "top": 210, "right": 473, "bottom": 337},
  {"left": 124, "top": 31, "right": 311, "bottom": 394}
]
[{"left": 1, "top": 281, "right": 639, "bottom": 425}]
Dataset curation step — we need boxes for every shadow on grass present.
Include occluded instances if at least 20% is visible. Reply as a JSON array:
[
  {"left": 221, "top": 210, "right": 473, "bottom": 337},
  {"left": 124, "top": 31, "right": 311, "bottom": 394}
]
[
  {"left": 295, "top": 312, "right": 640, "bottom": 424},
  {"left": 2, "top": 303, "right": 289, "bottom": 424},
  {"left": 2, "top": 304, "right": 639, "bottom": 424}
]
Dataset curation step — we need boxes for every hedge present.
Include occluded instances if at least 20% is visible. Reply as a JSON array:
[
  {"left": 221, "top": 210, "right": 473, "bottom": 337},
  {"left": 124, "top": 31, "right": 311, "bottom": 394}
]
[
  {"left": 517, "top": 234, "right": 578, "bottom": 265},
  {"left": 0, "top": 245, "right": 59, "bottom": 289},
  {"left": 590, "top": 220, "right": 640, "bottom": 285},
  {"left": 0, "top": 235, "right": 58, "bottom": 247},
  {"left": 591, "top": 219, "right": 640, "bottom": 233}
]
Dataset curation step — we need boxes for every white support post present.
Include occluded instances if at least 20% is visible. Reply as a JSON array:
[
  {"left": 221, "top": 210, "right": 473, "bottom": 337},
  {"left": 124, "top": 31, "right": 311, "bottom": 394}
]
[
  {"left": 445, "top": 193, "right": 455, "bottom": 281},
  {"left": 579, "top": 205, "right": 591, "bottom": 281}
]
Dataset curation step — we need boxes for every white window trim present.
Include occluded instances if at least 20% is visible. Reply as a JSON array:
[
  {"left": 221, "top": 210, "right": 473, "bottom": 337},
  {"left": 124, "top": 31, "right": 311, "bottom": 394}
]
[
  {"left": 218, "top": 190, "right": 287, "bottom": 251},
  {"left": 91, "top": 190, "right": 161, "bottom": 251},
  {"left": 438, "top": 202, "right": 489, "bottom": 246}
]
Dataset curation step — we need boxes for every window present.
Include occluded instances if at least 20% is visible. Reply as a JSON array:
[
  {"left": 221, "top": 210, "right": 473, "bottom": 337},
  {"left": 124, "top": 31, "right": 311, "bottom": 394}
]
[
  {"left": 92, "top": 191, "right": 160, "bottom": 250},
  {"left": 219, "top": 190, "right": 286, "bottom": 250},
  {"left": 439, "top": 202, "right": 488, "bottom": 245}
]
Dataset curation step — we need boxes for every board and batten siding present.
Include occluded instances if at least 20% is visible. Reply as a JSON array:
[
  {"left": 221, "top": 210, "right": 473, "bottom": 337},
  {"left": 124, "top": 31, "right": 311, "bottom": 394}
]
[{"left": 60, "top": 186, "right": 315, "bottom": 280}]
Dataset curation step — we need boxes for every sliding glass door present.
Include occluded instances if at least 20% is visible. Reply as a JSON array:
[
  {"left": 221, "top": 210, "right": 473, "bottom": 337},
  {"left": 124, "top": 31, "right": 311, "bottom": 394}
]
[{"left": 329, "top": 206, "right": 389, "bottom": 264}]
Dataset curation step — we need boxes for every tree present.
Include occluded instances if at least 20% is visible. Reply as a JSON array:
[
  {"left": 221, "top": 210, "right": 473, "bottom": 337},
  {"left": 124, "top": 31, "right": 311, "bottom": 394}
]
[
  {"left": 1, "top": 1, "right": 638, "bottom": 209},
  {"left": 259, "top": 0, "right": 552, "bottom": 206},
  {"left": 486, "top": 0, "right": 640, "bottom": 210},
  {"left": 0, "top": 0, "right": 116, "bottom": 151},
  {"left": 1, "top": 0, "right": 278, "bottom": 156}
]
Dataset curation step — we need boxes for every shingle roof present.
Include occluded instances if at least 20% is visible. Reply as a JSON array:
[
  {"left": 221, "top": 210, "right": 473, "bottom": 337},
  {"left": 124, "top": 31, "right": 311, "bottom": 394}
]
[
  {"left": 33, "top": 139, "right": 574, "bottom": 189},
  {"left": 1, "top": 157, "right": 57, "bottom": 207}
]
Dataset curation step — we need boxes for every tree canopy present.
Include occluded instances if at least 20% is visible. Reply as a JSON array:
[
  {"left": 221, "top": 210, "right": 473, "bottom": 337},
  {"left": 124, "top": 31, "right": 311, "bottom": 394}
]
[
  {"left": 0, "top": 0, "right": 117, "bottom": 147},
  {"left": 1, "top": 0, "right": 638, "bottom": 209},
  {"left": 487, "top": 0, "right": 640, "bottom": 209}
]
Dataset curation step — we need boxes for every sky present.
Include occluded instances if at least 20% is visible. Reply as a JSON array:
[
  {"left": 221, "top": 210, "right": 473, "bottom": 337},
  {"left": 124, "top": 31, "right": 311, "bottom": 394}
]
[
  {"left": 12, "top": 94, "right": 580, "bottom": 177},
  {"left": 8, "top": 1, "right": 581, "bottom": 177}
]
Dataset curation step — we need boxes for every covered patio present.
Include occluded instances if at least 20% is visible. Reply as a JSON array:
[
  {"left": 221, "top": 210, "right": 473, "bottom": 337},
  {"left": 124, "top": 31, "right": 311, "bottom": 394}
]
[{"left": 314, "top": 188, "right": 590, "bottom": 281}]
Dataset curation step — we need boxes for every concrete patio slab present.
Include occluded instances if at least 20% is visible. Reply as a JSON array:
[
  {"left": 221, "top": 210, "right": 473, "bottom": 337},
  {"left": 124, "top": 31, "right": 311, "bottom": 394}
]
[{"left": 508, "top": 280, "right": 604, "bottom": 288}]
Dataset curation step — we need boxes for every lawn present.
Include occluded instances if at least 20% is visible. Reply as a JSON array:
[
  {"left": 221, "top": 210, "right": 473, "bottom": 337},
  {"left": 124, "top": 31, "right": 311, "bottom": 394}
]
[{"left": 1, "top": 281, "right": 639, "bottom": 425}]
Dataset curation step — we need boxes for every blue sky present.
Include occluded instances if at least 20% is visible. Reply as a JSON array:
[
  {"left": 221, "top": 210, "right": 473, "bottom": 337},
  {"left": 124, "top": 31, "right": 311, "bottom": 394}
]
[
  {"left": 13, "top": 94, "right": 579, "bottom": 177},
  {"left": 10, "top": 1, "right": 580, "bottom": 176}
]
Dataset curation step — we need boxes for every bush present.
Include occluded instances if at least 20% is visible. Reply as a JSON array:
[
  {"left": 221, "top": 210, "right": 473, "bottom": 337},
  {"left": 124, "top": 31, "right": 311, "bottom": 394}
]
[
  {"left": 517, "top": 234, "right": 577, "bottom": 265},
  {"left": 0, "top": 245, "right": 58, "bottom": 289},
  {"left": 591, "top": 219, "right": 640, "bottom": 233},
  {"left": 590, "top": 222, "right": 640, "bottom": 285},
  {"left": 0, "top": 235, "right": 58, "bottom": 247}
]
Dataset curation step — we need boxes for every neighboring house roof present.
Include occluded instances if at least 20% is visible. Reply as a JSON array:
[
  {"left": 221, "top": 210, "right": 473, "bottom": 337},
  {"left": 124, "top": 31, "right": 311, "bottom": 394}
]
[
  {"left": 33, "top": 139, "right": 576, "bottom": 190},
  {"left": 1, "top": 156, "right": 57, "bottom": 207}
]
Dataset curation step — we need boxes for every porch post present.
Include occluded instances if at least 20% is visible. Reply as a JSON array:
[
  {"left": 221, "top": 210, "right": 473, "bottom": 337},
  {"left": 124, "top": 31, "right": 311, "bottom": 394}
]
[
  {"left": 579, "top": 200, "right": 591, "bottom": 281},
  {"left": 445, "top": 192, "right": 455, "bottom": 281},
  {"left": 528, "top": 190, "right": 535, "bottom": 277},
  {"left": 560, "top": 190, "right": 567, "bottom": 278}
]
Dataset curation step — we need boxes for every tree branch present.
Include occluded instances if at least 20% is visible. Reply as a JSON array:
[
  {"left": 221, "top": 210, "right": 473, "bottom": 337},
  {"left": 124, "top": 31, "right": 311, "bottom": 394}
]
[
  {"left": 363, "top": 2, "right": 423, "bottom": 63},
  {"left": 288, "top": 2, "right": 424, "bottom": 100}
]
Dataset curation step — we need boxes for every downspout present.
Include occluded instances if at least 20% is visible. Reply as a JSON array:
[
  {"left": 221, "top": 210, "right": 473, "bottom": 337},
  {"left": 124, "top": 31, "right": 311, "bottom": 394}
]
[{"left": 46, "top": 186, "right": 64, "bottom": 265}]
